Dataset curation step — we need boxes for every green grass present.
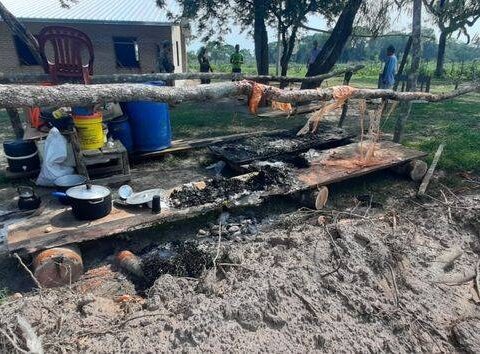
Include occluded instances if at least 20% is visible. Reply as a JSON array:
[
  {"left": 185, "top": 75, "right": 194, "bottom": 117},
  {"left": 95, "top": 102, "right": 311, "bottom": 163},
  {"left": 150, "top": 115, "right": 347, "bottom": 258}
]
[{"left": 383, "top": 93, "right": 480, "bottom": 173}]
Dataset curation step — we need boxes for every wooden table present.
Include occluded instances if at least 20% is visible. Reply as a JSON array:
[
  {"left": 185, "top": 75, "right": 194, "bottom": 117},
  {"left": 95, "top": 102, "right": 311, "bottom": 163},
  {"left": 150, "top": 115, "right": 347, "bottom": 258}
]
[{"left": 7, "top": 141, "right": 427, "bottom": 254}]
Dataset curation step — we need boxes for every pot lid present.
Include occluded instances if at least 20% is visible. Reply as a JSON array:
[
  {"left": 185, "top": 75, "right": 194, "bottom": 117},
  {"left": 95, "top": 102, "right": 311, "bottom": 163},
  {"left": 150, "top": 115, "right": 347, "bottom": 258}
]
[
  {"left": 66, "top": 184, "right": 111, "bottom": 200},
  {"left": 55, "top": 174, "right": 87, "bottom": 187},
  {"left": 126, "top": 188, "right": 163, "bottom": 205}
]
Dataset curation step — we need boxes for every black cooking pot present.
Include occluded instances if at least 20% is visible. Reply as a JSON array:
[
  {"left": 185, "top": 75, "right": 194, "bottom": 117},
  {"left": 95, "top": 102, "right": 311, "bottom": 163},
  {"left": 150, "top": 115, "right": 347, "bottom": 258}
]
[{"left": 64, "top": 184, "right": 112, "bottom": 221}]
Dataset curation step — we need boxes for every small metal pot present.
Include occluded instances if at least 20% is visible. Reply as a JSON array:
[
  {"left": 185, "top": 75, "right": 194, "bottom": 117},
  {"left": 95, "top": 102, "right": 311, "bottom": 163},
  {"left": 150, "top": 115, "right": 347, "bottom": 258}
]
[{"left": 65, "top": 184, "right": 112, "bottom": 221}]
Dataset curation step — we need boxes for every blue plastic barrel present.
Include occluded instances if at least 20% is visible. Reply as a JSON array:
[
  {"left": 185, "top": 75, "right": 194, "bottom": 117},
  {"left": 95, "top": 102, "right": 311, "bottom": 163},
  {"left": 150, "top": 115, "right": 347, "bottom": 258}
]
[
  {"left": 108, "top": 116, "right": 134, "bottom": 152},
  {"left": 122, "top": 81, "right": 172, "bottom": 152}
]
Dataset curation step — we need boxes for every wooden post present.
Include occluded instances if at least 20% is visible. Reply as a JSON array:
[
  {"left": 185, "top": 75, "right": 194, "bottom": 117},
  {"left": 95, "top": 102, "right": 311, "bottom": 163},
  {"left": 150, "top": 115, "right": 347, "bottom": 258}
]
[
  {"left": 296, "top": 186, "right": 329, "bottom": 209},
  {"left": 393, "top": 36, "right": 413, "bottom": 92},
  {"left": 69, "top": 130, "right": 89, "bottom": 178},
  {"left": 338, "top": 71, "right": 353, "bottom": 128},
  {"left": 6, "top": 108, "right": 24, "bottom": 139}
]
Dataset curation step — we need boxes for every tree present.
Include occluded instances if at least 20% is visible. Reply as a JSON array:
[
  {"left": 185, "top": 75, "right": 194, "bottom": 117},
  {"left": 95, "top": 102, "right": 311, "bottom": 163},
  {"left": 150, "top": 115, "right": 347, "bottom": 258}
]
[
  {"left": 301, "top": 0, "right": 363, "bottom": 88},
  {"left": 394, "top": 0, "right": 422, "bottom": 143},
  {"left": 423, "top": 0, "right": 480, "bottom": 77},
  {"left": 269, "top": 1, "right": 345, "bottom": 79}
]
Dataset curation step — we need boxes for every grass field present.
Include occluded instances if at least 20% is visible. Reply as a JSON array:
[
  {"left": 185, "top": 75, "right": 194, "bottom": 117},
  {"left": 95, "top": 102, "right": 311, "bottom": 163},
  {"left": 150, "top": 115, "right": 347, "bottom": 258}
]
[{"left": 0, "top": 74, "right": 478, "bottom": 177}]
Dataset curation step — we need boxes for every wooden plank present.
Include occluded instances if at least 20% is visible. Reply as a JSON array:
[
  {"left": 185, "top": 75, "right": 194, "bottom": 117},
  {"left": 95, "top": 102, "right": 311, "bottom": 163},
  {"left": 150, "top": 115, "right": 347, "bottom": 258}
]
[
  {"left": 7, "top": 203, "right": 223, "bottom": 254},
  {"left": 257, "top": 103, "right": 324, "bottom": 118},
  {"left": 136, "top": 130, "right": 282, "bottom": 158},
  {"left": 294, "top": 141, "right": 428, "bottom": 188},
  {"left": 7, "top": 141, "right": 426, "bottom": 254}
]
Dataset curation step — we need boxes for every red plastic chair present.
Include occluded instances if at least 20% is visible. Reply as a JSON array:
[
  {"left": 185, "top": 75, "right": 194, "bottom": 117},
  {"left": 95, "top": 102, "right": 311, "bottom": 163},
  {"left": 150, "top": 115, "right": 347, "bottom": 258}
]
[{"left": 38, "top": 26, "right": 94, "bottom": 84}]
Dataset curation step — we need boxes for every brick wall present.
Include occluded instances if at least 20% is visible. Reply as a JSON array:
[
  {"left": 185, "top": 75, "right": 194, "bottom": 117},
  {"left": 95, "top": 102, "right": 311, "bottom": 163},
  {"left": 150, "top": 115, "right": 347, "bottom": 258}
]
[{"left": 0, "top": 21, "right": 185, "bottom": 75}]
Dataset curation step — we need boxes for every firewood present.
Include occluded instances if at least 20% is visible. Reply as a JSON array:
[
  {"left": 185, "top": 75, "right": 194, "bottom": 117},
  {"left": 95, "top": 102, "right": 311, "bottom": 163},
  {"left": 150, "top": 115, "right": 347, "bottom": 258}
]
[
  {"left": 33, "top": 245, "right": 83, "bottom": 288},
  {"left": 391, "top": 159, "right": 428, "bottom": 182}
]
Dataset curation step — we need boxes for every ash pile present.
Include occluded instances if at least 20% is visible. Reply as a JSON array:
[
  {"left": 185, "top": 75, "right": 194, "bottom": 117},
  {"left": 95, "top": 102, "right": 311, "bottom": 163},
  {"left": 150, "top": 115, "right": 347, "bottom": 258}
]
[
  {"left": 169, "top": 162, "right": 298, "bottom": 209},
  {"left": 196, "top": 214, "right": 259, "bottom": 240}
]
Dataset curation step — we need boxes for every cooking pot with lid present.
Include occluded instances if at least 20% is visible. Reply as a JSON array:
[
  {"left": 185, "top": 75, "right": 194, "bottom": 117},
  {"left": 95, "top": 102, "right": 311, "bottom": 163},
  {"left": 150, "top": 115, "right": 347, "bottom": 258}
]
[{"left": 65, "top": 184, "right": 112, "bottom": 221}]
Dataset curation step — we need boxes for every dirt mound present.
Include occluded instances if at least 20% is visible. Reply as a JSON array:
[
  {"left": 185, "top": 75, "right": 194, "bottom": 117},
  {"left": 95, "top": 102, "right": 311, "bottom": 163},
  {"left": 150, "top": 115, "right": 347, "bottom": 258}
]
[{"left": 0, "top": 193, "right": 479, "bottom": 352}]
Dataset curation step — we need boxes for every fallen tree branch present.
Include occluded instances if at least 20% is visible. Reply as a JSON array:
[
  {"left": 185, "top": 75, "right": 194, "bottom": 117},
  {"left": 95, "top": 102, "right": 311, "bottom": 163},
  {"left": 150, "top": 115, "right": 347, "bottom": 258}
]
[
  {"left": 0, "top": 327, "right": 29, "bottom": 354},
  {"left": 0, "top": 65, "right": 364, "bottom": 85},
  {"left": 0, "top": 81, "right": 479, "bottom": 108},
  {"left": 13, "top": 253, "right": 42, "bottom": 290}
]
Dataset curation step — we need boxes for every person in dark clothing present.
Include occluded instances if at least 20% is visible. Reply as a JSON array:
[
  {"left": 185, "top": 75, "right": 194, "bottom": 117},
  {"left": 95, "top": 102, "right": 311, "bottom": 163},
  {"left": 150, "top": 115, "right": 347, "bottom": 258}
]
[
  {"left": 160, "top": 41, "right": 175, "bottom": 73},
  {"left": 307, "top": 40, "right": 321, "bottom": 71},
  {"left": 198, "top": 46, "right": 212, "bottom": 84},
  {"left": 158, "top": 41, "right": 174, "bottom": 86},
  {"left": 230, "top": 44, "right": 244, "bottom": 74}
]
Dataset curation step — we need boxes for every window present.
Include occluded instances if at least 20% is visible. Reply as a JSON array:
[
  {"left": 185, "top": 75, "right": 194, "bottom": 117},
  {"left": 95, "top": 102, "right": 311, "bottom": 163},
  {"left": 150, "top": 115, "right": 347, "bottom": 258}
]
[
  {"left": 113, "top": 37, "right": 140, "bottom": 68},
  {"left": 13, "top": 35, "right": 40, "bottom": 66}
]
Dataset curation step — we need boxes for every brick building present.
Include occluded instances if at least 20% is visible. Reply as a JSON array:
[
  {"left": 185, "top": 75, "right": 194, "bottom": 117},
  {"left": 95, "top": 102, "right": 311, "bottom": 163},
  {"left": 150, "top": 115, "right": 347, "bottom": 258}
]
[{"left": 0, "top": 0, "right": 188, "bottom": 76}]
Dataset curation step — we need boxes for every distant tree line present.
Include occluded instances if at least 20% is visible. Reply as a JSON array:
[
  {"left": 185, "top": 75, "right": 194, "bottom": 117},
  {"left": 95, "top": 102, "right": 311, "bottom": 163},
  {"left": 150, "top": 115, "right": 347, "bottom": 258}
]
[
  {"left": 278, "top": 29, "right": 480, "bottom": 64},
  {"left": 189, "top": 29, "right": 480, "bottom": 69}
]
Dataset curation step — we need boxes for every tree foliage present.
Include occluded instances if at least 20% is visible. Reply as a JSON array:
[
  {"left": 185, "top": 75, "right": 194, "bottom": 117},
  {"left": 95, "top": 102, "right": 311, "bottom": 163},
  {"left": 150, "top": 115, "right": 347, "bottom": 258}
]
[
  {"left": 423, "top": 0, "right": 480, "bottom": 42},
  {"left": 423, "top": 0, "right": 480, "bottom": 76}
]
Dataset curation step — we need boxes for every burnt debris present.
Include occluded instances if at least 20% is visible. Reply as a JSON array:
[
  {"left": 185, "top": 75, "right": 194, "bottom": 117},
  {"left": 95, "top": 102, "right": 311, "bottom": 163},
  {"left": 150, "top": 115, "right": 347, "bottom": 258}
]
[
  {"left": 169, "top": 163, "right": 296, "bottom": 208},
  {"left": 209, "top": 127, "right": 351, "bottom": 165}
]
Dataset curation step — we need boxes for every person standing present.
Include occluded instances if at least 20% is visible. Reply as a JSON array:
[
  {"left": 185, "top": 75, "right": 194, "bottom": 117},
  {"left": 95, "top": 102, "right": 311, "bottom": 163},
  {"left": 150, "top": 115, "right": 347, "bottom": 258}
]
[
  {"left": 158, "top": 41, "right": 175, "bottom": 86},
  {"left": 230, "top": 44, "right": 244, "bottom": 74},
  {"left": 198, "top": 46, "right": 212, "bottom": 84},
  {"left": 159, "top": 41, "right": 175, "bottom": 73},
  {"left": 307, "top": 40, "right": 321, "bottom": 71},
  {"left": 380, "top": 45, "right": 398, "bottom": 89}
]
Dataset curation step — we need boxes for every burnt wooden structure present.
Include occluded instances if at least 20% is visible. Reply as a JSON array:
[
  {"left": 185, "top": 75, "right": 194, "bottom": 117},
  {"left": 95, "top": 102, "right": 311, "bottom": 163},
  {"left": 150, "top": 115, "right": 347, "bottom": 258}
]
[{"left": 7, "top": 141, "right": 427, "bottom": 255}]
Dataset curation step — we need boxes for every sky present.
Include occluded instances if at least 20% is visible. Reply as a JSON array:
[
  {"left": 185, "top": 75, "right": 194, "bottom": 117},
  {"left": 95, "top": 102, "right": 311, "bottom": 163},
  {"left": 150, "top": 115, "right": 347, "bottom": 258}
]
[{"left": 182, "top": 5, "right": 480, "bottom": 52}]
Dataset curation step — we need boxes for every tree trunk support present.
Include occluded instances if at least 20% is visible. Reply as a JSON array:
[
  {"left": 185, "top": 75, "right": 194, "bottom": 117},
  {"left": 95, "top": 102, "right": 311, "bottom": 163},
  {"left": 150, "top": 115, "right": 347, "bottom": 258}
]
[
  {"left": 6, "top": 108, "right": 24, "bottom": 139},
  {"left": 0, "top": 80, "right": 479, "bottom": 109}
]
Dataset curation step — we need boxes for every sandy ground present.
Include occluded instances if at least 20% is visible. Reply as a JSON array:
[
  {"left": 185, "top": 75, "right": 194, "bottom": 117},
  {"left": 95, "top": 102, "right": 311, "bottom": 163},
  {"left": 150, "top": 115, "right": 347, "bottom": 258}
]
[
  {"left": 0, "top": 182, "right": 479, "bottom": 353},
  {"left": 0, "top": 101, "right": 479, "bottom": 352}
]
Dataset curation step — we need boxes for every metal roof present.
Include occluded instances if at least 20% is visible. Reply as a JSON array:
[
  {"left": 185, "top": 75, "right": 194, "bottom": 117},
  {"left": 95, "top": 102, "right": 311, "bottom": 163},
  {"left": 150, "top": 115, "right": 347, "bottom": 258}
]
[{"left": 1, "top": 0, "right": 174, "bottom": 26}]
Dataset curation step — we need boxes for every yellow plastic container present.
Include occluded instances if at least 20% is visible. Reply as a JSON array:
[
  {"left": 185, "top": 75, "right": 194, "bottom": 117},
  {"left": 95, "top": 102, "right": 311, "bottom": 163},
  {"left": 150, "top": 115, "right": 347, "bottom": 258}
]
[{"left": 73, "top": 112, "right": 104, "bottom": 150}]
